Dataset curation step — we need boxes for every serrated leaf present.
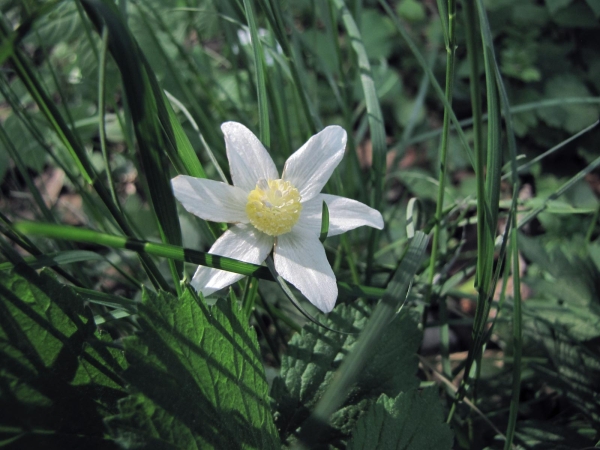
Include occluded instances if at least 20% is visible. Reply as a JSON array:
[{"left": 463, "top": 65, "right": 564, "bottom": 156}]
[
  {"left": 347, "top": 388, "right": 454, "bottom": 450},
  {"left": 105, "top": 288, "right": 279, "bottom": 450},
  {"left": 271, "top": 301, "right": 422, "bottom": 446},
  {"left": 0, "top": 267, "right": 126, "bottom": 448}
]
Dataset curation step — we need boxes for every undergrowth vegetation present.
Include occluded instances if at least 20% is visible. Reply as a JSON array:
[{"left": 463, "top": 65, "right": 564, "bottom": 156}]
[{"left": 1, "top": 0, "right": 599, "bottom": 448}]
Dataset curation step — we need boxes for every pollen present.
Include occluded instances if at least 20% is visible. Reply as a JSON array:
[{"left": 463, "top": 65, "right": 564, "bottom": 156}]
[{"left": 246, "top": 179, "right": 302, "bottom": 236}]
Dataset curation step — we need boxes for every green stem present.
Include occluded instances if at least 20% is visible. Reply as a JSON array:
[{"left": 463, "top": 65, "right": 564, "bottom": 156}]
[
  {"left": 586, "top": 204, "right": 600, "bottom": 243},
  {"left": 98, "top": 28, "right": 119, "bottom": 208},
  {"left": 463, "top": 0, "right": 485, "bottom": 289},
  {"left": 504, "top": 228, "right": 522, "bottom": 450},
  {"left": 13, "top": 221, "right": 389, "bottom": 300},
  {"left": 429, "top": 0, "right": 457, "bottom": 285},
  {"left": 427, "top": 0, "right": 456, "bottom": 378}
]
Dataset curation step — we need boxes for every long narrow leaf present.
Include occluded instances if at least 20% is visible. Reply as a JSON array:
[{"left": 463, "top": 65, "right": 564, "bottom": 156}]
[
  {"left": 243, "top": 0, "right": 270, "bottom": 146},
  {"left": 13, "top": 221, "right": 387, "bottom": 299},
  {"left": 81, "top": 0, "right": 184, "bottom": 288}
]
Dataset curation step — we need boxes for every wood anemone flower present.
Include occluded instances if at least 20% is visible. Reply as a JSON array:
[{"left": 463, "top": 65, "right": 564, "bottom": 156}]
[{"left": 171, "top": 122, "right": 384, "bottom": 313}]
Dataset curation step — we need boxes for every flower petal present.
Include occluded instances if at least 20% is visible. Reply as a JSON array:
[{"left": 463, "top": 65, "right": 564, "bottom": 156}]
[
  {"left": 222, "top": 122, "right": 279, "bottom": 191},
  {"left": 282, "top": 126, "right": 346, "bottom": 201},
  {"left": 295, "top": 194, "right": 384, "bottom": 237},
  {"left": 172, "top": 175, "right": 249, "bottom": 223},
  {"left": 191, "top": 224, "right": 273, "bottom": 296},
  {"left": 274, "top": 229, "right": 337, "bottom": 313}
]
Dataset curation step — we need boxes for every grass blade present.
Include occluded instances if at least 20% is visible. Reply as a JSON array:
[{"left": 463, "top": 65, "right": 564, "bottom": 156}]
[
  {"left": 380, "top": 0, "right": 474, "bottom": 167},
  {"left": 243, "top": 0, "right": 270, "bottom": 146},
  {"left": 331, "top": 0, "right": 388, "bottom": 283},
  {"left": 81, "top": 0, "right": 184, "bottom": 290},
  {"left": 319, "top": 201, "right": 330, "bottom": 243},
  {"left": 332, "top": 0, "right": 386, "bottom": 209},
  {"left": 1, "top": 9, "right": 170, "bottom": 291},
  {"left": 504, "top": 228, "right": 522, "bottom": 450},
  {"left": 13, "top": 221, "right": 388, "bottom": 300},
  {"left": 0, "top": 250, "right": 104, "bottom": 272}
]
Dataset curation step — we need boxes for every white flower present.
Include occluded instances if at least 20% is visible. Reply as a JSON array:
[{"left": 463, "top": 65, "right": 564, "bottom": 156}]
[{"left": 171, "top": 122, "right": 384, "bottom": 313}]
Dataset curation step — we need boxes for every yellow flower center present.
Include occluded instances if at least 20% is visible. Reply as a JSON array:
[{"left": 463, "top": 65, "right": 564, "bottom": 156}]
[{"left": 246, "top": 179, "right": 302, "bottom": 236}]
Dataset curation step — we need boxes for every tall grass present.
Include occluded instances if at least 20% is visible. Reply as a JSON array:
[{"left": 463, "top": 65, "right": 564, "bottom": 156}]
[{"left": 1, "top": 1, "right": 599, "bottom": 448}]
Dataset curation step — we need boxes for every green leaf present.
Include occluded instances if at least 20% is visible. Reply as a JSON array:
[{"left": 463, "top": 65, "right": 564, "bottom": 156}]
[
  {"left": 544, "top": 0, "right": 572, "bottom": 15},
  {"left": 396, "top": 0, "right": 426, "bottom": 22},
  {"left": 334, "top": 0, "right": 387, "bottom": 208},
  {"left": 0, "top": 250, "right": 105, "bottom": 271},
  {"left": 538, "top": 74, "right": 599, "bottom": 134},
  {"left": 13, "top": 221, "right": 388, "bottom": 299},
  {"left": 319, "top": 201, "right": 330, "bottom": 243},
  {"left": 358, "top": 9, "right": 396, "bottom": 60},
  {"left": 585, "top": 0, "right": 600, "bottom": 17},
  {"left": 552, "top": 2, "right": 599, "bottom": 27},
  {"left": 105, "top": 288, "right": 279, "bottom": 449},
  {"left": 3, "top": 114, "right": 47, "bottom": 173},
  {"left": 347, "top": 388, "right": 454, "bottom": 450},
  {"left": 0, "top": 267, "right": 126, "bottom": 448},
  {"left": 243, "top": 0, "right": 270, "bottom": 146},
  {"left": 271, "top": 300, "right": 422, "bottom": 446}
]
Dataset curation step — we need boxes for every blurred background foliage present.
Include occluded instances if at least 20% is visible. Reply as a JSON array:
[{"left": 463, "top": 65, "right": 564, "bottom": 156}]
[{"left": 1, "top": 0, "right": 600, "bottom": 448}]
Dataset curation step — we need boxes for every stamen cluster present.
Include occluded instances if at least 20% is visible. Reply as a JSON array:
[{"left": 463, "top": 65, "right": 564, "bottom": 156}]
[{"left": 246, "top": 179, "right": 302, "bottom": 236}]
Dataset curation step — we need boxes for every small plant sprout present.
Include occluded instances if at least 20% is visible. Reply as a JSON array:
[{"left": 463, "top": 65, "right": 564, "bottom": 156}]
[{"left": 171, "top": 122, "right": 384, "bottom": 312}]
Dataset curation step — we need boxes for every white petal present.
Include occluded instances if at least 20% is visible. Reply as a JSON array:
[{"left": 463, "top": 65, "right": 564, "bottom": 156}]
[
  {"left": 282, "top": 126, "right": 347, "bottom": 202},
  {"left": 191, "top": 224, "right": 273, "bottom": 296},
  {"left": 221, "top": 122, "right": 279, "bottom": 191},
  {"left": 172, "top": 175, "right": 249, "bottom": 223},
  {"left": 295, "top": 194, "right": 384, "bottom": 237},
  {"left": 274, "top": 229, "right": 337, "bottom": 313}
]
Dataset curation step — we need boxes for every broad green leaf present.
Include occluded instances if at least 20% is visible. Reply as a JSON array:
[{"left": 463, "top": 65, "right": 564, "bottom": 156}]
[
  {"left": 105, "top": 288, "right": 279, "bottom": 450},
  {"left": 552, "top": 2, "right": 599, "bottom": 28},
  {"left": 585, "top": 0, "right": 600, "bottom": 17},
  {"left": 538, "top": 74, "right": 599, "bottom": 133},
  {"left": 3, "top": 114, "right": 47, "bottom": 173},
  {"left": 347, "top": 388, "right": 454, "bottom": 450},
  {"left": 396, "top": 0, "right": 427, "bottom": 22},
  {"left": 0, "top": 267, "right": 126, "bottom": 448},
  {"left": 271, "top": 300, "right": 422, "bottom": 446},
  {"left": 359, "top": 9, "right": 396, "bottom": 60},
  {"left": 544, "top": 0, "right": 572, "bottom": 15}
]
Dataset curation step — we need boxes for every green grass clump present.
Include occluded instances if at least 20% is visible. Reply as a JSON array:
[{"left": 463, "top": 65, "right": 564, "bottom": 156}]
[{"left": 1, "top": 0, "right": 600, "bottom": 448}]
